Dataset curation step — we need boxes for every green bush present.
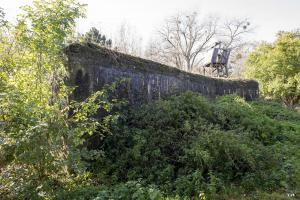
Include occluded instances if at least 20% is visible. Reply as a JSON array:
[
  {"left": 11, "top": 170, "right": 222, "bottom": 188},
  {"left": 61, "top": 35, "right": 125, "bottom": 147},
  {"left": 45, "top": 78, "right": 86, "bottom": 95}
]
[
  {"left": 90, "top": 92, "right": 300, "bottom": 199},
  {"left": 2, "top": 90, "right": 299, "bottom": 199},
  {"left": 54, "top": 181, "right": 162, "bottom": 200}
]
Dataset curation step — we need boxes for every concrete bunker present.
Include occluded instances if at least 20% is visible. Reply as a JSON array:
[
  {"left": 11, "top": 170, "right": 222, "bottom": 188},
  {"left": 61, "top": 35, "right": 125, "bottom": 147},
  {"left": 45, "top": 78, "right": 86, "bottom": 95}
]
[{"left": 65, "top": 43, "right": 259, "bottom": 103}]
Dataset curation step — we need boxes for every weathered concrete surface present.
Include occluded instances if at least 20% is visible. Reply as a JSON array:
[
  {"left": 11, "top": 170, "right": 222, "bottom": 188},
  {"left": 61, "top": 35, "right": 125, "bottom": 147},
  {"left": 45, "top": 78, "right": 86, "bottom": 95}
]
[{"left": 65, "top": 43, "right": 259, "bottom": 103}]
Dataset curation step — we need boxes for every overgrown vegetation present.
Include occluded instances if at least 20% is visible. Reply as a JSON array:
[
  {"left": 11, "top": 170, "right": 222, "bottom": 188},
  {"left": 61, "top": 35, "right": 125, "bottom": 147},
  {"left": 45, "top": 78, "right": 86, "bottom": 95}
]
[
  {"left": 1, "top": 88, "right": 299, "bottom": 199},
  {"left": 1, "top": 0, "right": 299, "bottom": 199},
  {"left": 0, "top": 0, "right": 107, "bottom": 199},
  {"left": 82, "top": 27, "right": 112, "bottom": 48},
  {"left": 84, "top": 92, "right": 299, "bottom": 200}
]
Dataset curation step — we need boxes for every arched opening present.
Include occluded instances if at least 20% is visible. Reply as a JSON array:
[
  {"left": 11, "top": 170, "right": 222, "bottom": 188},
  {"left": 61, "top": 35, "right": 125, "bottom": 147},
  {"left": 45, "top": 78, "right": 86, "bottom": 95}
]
[{"left": 74, "top": 69, "right": 90, "bottom": 100}]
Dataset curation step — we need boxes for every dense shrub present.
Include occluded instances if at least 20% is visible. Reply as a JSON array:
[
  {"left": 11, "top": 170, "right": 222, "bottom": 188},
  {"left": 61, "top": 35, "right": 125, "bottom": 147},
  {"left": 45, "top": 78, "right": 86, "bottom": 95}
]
[
  {"left": 90, "top": 92, "right": 300, "bottom": 199},
  {"left": 1, "top": 90, "right": 299, "bottom": 199}
]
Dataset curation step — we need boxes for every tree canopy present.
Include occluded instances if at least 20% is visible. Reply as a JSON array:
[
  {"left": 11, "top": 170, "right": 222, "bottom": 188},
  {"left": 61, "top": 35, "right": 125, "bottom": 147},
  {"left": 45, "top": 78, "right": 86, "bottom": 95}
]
[
  {"left": 83, "top": 27, "right": 112, "bottom": 48},
  {"left": 0, "top": 1, "right": 116, "bottom": 199},
  {"left": 245, "top": 31, "right": 300, "bottom": 108}
]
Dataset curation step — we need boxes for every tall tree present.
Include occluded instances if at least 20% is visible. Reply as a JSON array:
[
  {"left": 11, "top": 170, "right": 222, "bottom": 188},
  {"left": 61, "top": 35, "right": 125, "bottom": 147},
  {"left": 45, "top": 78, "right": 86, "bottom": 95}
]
[
  {"left": 17, "top": 0, "right": 87, "bottom": 104},
  {"left": 0, "top": 7, "right": 7, "bottom": 27},
  {"left": 219, "top": 18, "right": 252, "bottom": 49},
  {"left": 218, "top": 18, "right": 253, "bottom": 77},
  {"left": 84, "top": 27, "right": 112, "bottom": 48},
  {"left": 114, "top": 22, "right": 143, "bottom": 56},
  {"left": 229, "top": 42, "right": 257, "bottom": 78},
  {"left": 245, "top": 31, "right": 300, "bottom": 108},
  {"left": 156, "top": 12, "right": 217, "bottom": 72},
  {"left": 146, "top": 14, "right": 254, "bottom": 75},
  {"left": 0, "top": 1, "right": 115, "bottom": 198}
]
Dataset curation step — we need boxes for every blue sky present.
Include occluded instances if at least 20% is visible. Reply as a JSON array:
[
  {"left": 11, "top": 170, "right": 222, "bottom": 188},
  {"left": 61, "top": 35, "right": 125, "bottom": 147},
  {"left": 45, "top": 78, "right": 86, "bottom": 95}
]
[{"left": 2, "top": 0, "right": 300, "bottom": 45}]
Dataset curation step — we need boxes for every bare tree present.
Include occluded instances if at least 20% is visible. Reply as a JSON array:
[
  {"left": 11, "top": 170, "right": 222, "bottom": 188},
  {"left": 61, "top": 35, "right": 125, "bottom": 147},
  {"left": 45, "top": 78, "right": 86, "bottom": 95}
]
[
  {"left": 114, "top": 22, "right": 143, "bottom": 57},
  {"left": 219, "top": 18, "right": 253, "bottom": 49},
  {"left": 229, "top": 42, "right": 257, "bottom": 78},
  {"left": 217, "top": 18, "right": 254, "bottom": 77},
  {"left": 145, "top": 38, "right": 181, "bottom": 68},
  {"left": 153, "top": 12, "right": 218, "bottom": 72},
  {"left": 145, "top": 14, "right": 254, "bottom": 76},
  {"left": 144, "top": 39, "right": 164, "bottom": 62}
]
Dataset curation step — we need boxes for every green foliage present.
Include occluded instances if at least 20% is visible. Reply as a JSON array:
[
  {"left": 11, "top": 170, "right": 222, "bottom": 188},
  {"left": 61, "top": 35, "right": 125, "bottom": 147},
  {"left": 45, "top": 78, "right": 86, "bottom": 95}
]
[
  {"left": 0, "top": 84, "right": 117, "bottom": 199},
  {"left": 91, "top": 92, "right": 300, "bottom": 199},
  {"left": 83, "top": 27, "right": 112, "bottom": 48},
  {"left": 0, "top": 1, "right": 115, "bottom": 199},
  {"left": 1, "top": 1, "right": 300, "bottom": 199},
  {"left": 0, "top": 7, "right": 8, "bottom": 27},
  {"left": 54, "top": 180, "right": 185, "bottom": 200},
  {"left": 245, "top": 31, "right": 300, "bottom": 108}
]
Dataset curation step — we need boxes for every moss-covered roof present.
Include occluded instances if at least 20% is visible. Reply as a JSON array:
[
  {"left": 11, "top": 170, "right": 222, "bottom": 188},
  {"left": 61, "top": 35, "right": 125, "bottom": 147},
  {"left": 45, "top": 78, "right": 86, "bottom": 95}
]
[{"left": 64, "top": 42, "right": 258, "bottom": 88}]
